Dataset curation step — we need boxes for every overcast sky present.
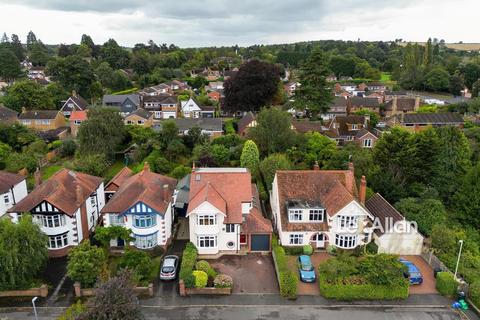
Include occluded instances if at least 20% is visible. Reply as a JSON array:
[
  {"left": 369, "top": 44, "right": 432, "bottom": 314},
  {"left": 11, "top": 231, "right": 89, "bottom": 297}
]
[{"left": 0, "top": 0, "right": 477, "bottom": 47}]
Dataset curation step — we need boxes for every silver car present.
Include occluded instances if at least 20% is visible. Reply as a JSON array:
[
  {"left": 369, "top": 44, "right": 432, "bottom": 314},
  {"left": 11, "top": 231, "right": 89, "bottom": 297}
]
[{"left": 160, "top": 255, "right": 179, "bottom": 280}]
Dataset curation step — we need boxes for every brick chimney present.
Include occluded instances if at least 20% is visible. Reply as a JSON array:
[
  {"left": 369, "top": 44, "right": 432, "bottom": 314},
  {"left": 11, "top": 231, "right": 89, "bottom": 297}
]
[
  {"left": 21, "top": 107, "right": 27, "bottom": 114},
  {"left": 163, "top": 184, "right": 170, "bottom": 202},
  {"left": 313, "top": 161, "right": 320, "bottom": 171},
  {"left": 348, "top": 162, "right": 354, "bottom": 173},
  {"left": 192, "top": 161, "right": 196, "bottom": 172},
  {"left": 414, "top": 96, "right": 420, "bottom": 112},
  {"left": 72, "top": 90, "right": 77, "bottom": 97},
  {"left": 34, "top": 167, "right": 42, "bottom": 187},
  {"left": 143, "top": 161, "right": 150, "bottom": 172},
  {"left": 359, "top": 175, "right": 367, "bottom": 205}
]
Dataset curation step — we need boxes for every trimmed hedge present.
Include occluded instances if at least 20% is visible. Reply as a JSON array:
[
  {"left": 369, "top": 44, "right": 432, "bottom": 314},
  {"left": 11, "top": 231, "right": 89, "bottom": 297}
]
[
  {"left": 280, "top": 270, "right": 298, "bottom": 299},
  {"left": 436, "top": 272, "right": 458, "bottom": 297},
  {"left": 192, "top": 270, "right": 208, "bottom": 288},
  {"left": 318, "top": 273, "right": 409, "bottom": 301},
  {"left": 303, "top": 245, "right": 313, "bottom": 256},
  {"left": 179, "top": 242, "right": 198, "bottom": 288},
  {"left": 284, "top": 246, "right": 304, "bottom": 256}
]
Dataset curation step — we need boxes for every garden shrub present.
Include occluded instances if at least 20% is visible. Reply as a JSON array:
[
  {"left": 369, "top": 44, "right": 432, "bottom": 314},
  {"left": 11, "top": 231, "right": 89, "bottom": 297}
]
[
  {"left": 284, "top": 246, "right": 304, "bottom": 256},
  {"left": 179, "top": 242, "right": 198, "bottom": 282},
  {"left": 57, "top": 300, "right": 87, "bottom": 320},
  {"left": 469, "top": 281, "right": 480, "bottom": 308},
  {"left": 49, "top": 140, "right": 63, "bottom": 150},
  {"left": 280, "top": 271, "right": 298, "bottom": 299},
  {"left": 192, "top": 270, "right": 208, "bottom": 288},
  {"left": 59, "top": 139, "right": 76, "bottom": 157},
  {"left": 436, "top": 272, "right": 458, "bottom": 297},
  {"left": 184, "top": 274, "right": 196, "bottom": 289},
  {"left": 303, "top": 244, "right": 313, "bottom": 256},
  {"left": 117, "top": 249, "right": 152, "bottom": 284},
  {"left": 67, "top": 241, "right": 107, "bottom": 288},
  {"left": 195, "top": 260, "right": 217, "bottom": 279},
  {"left": 214, "top": 274, "right": 233, "bottom": 288}
]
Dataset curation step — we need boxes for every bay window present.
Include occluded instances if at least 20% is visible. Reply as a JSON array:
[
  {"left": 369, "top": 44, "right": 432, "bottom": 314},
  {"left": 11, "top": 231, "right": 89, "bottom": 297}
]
[
  {"left": 134, "top": 214, "right": 156, "bottom": 228},
  {"left": 135, "top": 233, "right": 157, "bottom": 249},
  {"left": 48, "top": 233, "right": 68, "bottom": 249},
  {"left": 42, "top": 215, "right": 66, "bottom": 228},
  {"left": 335, "top": 234, "right": 357, "bottom": 249}
]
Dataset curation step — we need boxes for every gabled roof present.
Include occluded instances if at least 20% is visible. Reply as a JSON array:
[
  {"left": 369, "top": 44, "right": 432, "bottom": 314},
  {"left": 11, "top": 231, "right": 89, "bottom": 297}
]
[
  {"left": 384, "top": 98, "right": 416, "bottom": 111},
  {"left": 291, "top": 120, "right": 323, "bottom": 134},
  {"left": 326, "top": 115, "right": 367, "bottom": 137},
  {"left": 0, "top": 105, "right": 18, "bottom": 121},
  {"left": 172, "top": 118, "right": 223, "bottom": 132},
  {"left": 18, "top": 110, "right": 60, "bottom": 120},
  {"left": 0, "top": 171, "right": 25, "bottom": 194},
  {"left": 69, "top": 110, "right": 88, "bottom": 121},
  {"left": 365, "top": 193, "right": 405, "bottom": 236},
  {"left": 143, "top": 95, "right": 178, "bottom": 104},
  {"left": 102, "top": 94, "right": 140, "bottom": 106},
  {"left": 237, "top": 112, "right": 255, "bottom": 134},
  {"left": 101, "top": 166, "right": 176, "bottom": 214},
  {"left": 243, "top": 184, "right": 273, "bottom": 233},
  {"left": 275, "top": 169, "right": 357, "bottom": 231},
  {"left": 355, "top": 128, "right": 377, "bottom": 139},
  {"left": 61, "top": 95, "right": 88, "bottom": 111},
  {"left": 8, "top": 169, "right": 103, "bottom": 216},
  {"left": 105, "top": 166, "right": 133, "bottom": 192},
  {"left": 127, "top": 109, "right": 152, "bottom": 120},
  {"left": 187, "top": 168, "right": 252, "bottom": 224},
  {"left": 349, "top": 97, "right": 380, "bottom": 107}
]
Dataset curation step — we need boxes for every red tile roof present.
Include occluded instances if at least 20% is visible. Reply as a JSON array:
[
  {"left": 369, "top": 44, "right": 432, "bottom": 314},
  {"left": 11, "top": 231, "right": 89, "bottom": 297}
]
[
  {"left": 105, "top": 166, "right": 133, "bottom": 192},
  {"left": 70, "top": 110, "right": 88, "bottom": 121},
  {"left": 275, "top": 169, "right": 357, "bottom": 232},
  {"left": 101, "top": 167, "right": 176, "bottom": 214},
  {"left": 0, "top": 171, "right": 25, "bottom": 194},
  {"left": 243, "top": 184, "right": 272, "bottom": 233},
  {"left": 8, "top": 169, "right": 103, "bottom": 216},
  {"left": 187, "top": 168, "right": 252, "bottom": 224}
]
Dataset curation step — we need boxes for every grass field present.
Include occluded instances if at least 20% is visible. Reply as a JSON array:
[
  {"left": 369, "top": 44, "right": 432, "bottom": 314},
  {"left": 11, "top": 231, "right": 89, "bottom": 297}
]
[
  {"left": 42, "top": 165, "right": 63, "bottom": 180},
  {"left": 398, "top": 42, "right": 480, "bottom": 52},
  {"left": 380, "top": 72, "right": 391, "bottom": 82}
]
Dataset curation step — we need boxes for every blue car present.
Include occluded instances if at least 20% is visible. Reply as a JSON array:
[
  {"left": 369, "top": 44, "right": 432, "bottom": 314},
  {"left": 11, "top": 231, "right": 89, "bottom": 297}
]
[
  {"left": 298, "top": 255, "right": 316, "bottom": 283},
  {"left": 399, "top": 258, "right": 423, "bottom": 285}
]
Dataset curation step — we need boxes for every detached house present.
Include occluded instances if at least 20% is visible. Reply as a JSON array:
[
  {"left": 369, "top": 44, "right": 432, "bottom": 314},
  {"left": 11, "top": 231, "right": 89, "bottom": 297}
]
[
  {"left": 384, "top": 96, "right": 420, "bottom": 117},
  {"left": 101, "top": 164, "right": 177, "bottom": 249},
  {"left": 237, "top": 112, "right": 256, "bottom": 137},
  {"left": 347, "top": 97, "right": 380, "bottom": 114},
  {"left": 323, "top": 115, "right": 370, "bottom": 145},
  {"left": 69, "top": 110, "right": 87, "bottom": 138},
  {"left": 270, "top": 165, "right": 373, "bottom": 250},
  {"left": 181, "top": 98, "right": 215, "bottom": 118},
  {"left": 388, "top": 113, "right": 464, "bottom": 133},
  {"left": 0, "top": 105, "right": 19, "bottom": 124},
  {"left": 8, "top": 169, "right": 105, "bottom": 257},
  {"left": 102, "top": 94, "right": 140, "bottom": 115},
  {"left": 124, "top": 109, "right": 154, "bottom": 127},
  {"left": 0, "top": 171, "right": 27, "bottom": 218},
  {"left": 18, "top": 109, "right": 66, "bottom": 132},
  {"left": 60, "top": 92, "right": 89, "bottom": 117},
  {"left": 142, "top": 95, "right": 178, "bottom": 120},
  {"left": 187, "top": 168, "right": 273, "bottom": 255}
]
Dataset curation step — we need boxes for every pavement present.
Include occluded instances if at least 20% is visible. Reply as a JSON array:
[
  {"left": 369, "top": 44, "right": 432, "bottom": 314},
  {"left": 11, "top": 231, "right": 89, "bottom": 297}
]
[{"left": 209, "top": 254, "right": 279, "bottom": 294}]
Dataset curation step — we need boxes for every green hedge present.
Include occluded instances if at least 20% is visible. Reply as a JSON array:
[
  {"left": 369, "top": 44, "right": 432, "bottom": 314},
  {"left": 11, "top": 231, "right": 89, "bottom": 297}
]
[
  {"left": 436, "top": 272, "right": 458, "bottom": 297},
  {"left": 469, "top": 281, "right": 480, "bottom": 308},
  {"left": 179, "top": 242, "right": 198, "bottom": 288},
  {"left": 284, "top": 246, "right": 304, "bottom": 256},
  {"left": 318, "top": 274, "right": 408, "bottom": 301},
  {"left": 303, "top": 245, "right": 313, "bottom": 256},
  {"left": 195, "top": 260, "right": 217, "bottom": 279},
  {"left": 280, "top": 270, "right": 298, "bottom": 299}
]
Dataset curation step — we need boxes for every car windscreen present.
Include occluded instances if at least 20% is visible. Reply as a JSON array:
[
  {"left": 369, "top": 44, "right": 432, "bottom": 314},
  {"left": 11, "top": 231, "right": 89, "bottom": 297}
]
[
  {"left": 162, "top": 266, "right": 175, "bottom": 273},
  {"left": 409, "top": 272, "right": 421, "bottom": 278},
  {"left": 301, "top": 263, "right": 313, "bottom": 271}
]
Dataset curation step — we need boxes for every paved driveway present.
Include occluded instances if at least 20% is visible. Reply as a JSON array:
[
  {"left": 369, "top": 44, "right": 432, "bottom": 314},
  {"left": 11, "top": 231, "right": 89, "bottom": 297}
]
[
  {"left": 209, "top": 254, "right": 279, "bottom": 294},
  {"left": 401, "top": 255, "right": 438, "bottom": 294},
  {"left": 295, "top": 252, "right": 331, "bottom": 296}
]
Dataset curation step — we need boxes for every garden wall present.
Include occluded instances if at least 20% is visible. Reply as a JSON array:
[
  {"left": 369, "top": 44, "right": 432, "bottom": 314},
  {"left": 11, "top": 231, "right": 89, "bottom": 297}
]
[
  {"left": 0, "top": 284, "right": 48, "bottom": 298},
  {"left": 74, "top": 282, "right": 153, "bottom": 297},
  {"left": 179, "top": 280, "right": 231, "bottom": 296}
]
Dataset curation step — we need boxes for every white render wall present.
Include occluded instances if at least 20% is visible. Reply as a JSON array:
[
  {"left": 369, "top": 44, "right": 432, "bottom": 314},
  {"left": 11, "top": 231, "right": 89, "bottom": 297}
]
[
  {"left": 0, "top": 180, "right": 28, "bottom": 218},
  {"left": 188, "top": 201, "right": 240, "bottom": 255},
  {"left": 375, "top": 222, "right": 424, "bottom": 255}
]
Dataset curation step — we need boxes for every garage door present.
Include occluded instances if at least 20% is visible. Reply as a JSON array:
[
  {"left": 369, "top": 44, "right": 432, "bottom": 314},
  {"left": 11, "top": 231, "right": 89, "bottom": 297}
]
[{"left": 251, "top": 234, "right": 270, "bottom": 251}]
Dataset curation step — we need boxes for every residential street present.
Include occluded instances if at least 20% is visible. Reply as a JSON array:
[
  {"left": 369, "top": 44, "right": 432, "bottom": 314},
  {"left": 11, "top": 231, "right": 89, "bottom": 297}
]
[{"left": 0, "top": 306, "right": 463, "bottom": 320}]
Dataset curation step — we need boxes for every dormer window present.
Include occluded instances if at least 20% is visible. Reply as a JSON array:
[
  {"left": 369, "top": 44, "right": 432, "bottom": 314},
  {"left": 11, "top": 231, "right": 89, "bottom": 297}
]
[
  {"left": 288, "top": 209, "right": 303, "bottom": 222},
  {"left": 309, "top": 209, "right": 324, "bottom": 222}
]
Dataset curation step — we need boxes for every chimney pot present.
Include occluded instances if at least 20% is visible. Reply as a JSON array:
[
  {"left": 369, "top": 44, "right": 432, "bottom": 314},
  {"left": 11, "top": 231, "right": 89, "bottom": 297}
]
[
  {"left": 360, "top": 175, "right": 367, "bottom": 205},
  {"left": 163, "top": 184, "right": 170, "bottom": 202},
  {"left": 313, "top": 161, "right": 320, "bottom": 171},
  {"left": 143, "top": 161, "right": 150, "bottom": 172}
]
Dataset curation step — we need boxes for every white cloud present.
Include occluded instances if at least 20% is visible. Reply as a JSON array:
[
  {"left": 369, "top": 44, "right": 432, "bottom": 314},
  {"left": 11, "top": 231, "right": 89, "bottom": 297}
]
[{"left": 0, "top": 0, "right": 477, "bottom": 47}]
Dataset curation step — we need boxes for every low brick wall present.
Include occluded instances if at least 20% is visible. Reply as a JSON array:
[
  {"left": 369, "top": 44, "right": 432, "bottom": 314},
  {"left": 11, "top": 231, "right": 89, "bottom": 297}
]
[
  {"left": 74, "top": 282, "right": 153, "bottom": 297},
  {"left": 0, "top": 284, "right": 48, "bottom": 298},
  {"left": 179, "top": 280, "right": 231, "bottom": 296}
]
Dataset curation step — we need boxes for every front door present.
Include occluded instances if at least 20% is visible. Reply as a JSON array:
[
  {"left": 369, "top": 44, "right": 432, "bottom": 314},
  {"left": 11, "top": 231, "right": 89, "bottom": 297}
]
[
  {"left": 313, "top": 233, "right": 325, "bottom": 248},
  {"left": 117, "top": 238, "right": 125, "bottom": 247}
]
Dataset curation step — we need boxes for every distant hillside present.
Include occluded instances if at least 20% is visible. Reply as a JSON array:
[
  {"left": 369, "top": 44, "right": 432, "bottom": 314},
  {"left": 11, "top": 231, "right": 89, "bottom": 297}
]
[{"left": 398, "top": 42, "right": 480, "bottom": 52}]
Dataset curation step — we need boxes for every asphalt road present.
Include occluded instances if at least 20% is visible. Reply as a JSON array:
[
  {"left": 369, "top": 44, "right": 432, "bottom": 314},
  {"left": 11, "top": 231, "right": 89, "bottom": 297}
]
[{"left": 0, "top": 306, "right": 462, "bottom": 320}]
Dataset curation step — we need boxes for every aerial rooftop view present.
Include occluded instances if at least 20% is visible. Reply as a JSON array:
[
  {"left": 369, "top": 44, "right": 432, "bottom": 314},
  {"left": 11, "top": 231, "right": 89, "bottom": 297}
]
[{"left": 0, "top": 0, "right": 479, "bottom": 319}]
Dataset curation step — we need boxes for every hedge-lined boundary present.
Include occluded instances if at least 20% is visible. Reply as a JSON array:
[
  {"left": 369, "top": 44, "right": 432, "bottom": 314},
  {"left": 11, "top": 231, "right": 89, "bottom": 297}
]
[
  {"left": 179, "top": 242, "right": 198, "bottom": 288},
  {"left": 318, "top": 274, "right": 409, "bottom": 301},
  {"left": 435, "top": 272, "right": 458, "bottom": 297},
  {"left": 272, "top": 236, "right": 298, "bottom": 299}
]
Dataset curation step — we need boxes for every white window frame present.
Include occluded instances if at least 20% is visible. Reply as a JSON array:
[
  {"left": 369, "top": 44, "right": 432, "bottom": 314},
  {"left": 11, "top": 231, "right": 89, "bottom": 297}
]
[
  {"left": 309, "top": 209, "right": 324, "bottom": 222},
  {"left": 335, "top": 234, "right": 357, "bottom": 249},
  {"left": 134, "top": 214, "right": 157, "bottom": 228},
  {"left": 197, "top": 235, "right": 217, "bottom": 248},
  {"left": 289, "top": 233, "right": 304, "bottom": 245},
  {"left": 339, "top": 215, "right": 357, "bottom": 228},
  {"left": 3, "top": 194, "right": 10, "bottom": 205},
  {"left": 90, "top": 196, "right": 96, "bottom": 207},
  {"left": 197, "top": 214, "right": 216, "bottom": 226},
  {"left": 363, "top": 139, "right": 372, "bottom": 148},
  {"left": 135, "top": 233, "right": 158, "bottom": 249},
  {"left": 288, "top": 209, "right": 303, "bottom": 222},
  {"left": 109, "top": 214, "right": 125, "bottom": 226},
  {"left": 48, "top": 233, "right": 68, "bottom": 249},
  {"left": 42, "top": 214, "right": 66, "bottom": 228},
  {"left": 225, "top": 224, "right": 235, "bottom": 233}
]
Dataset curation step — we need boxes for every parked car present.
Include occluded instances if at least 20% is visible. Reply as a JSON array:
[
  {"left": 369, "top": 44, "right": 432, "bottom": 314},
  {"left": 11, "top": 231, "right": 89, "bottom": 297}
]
[
  {"left": 160, "top": 255, "right": 179, "bottom": 280},
  {"left": 298, "top": 255, "right": 316, "bottom": 283},
  {"left": 399, "top": 258, "right": 423, "bottom": 285}
]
